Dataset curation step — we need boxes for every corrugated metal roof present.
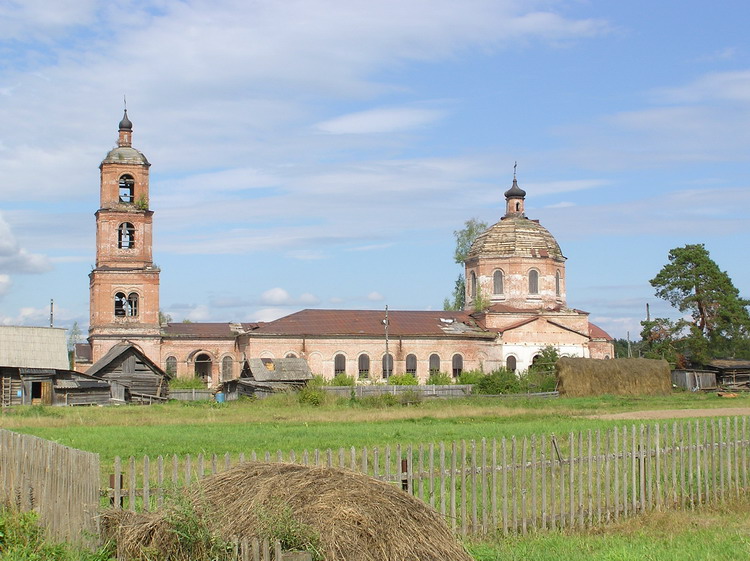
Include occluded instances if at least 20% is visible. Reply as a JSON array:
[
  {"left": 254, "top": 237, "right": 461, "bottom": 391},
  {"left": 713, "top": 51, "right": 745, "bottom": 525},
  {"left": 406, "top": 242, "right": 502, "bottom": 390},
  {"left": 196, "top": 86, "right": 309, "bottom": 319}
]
[
  {"left": 250, "top": 309, "right": 492, "bottom": 338},
  {"left": 589, "top": 323, "right": 614, "bottom": 341},
  {"left": 163, "top": 322, "right": 260, "bottom": 338}
]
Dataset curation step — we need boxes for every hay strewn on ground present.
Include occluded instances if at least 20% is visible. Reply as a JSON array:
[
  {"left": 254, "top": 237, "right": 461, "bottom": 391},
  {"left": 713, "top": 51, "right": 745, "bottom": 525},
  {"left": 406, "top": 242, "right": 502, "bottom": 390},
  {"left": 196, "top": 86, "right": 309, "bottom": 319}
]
[
  {"left": 556, "top": 357, "right": 671, "bottom": 397},
  {"left": 102, "top": 462, "right": 473, "bottom": 561}
]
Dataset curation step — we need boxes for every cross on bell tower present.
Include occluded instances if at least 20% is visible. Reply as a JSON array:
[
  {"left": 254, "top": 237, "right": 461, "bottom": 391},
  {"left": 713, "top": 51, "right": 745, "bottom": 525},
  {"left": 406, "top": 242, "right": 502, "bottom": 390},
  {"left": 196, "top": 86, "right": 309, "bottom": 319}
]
[{"left": 88, "top": 111, "right": 161, "bottom": 363}]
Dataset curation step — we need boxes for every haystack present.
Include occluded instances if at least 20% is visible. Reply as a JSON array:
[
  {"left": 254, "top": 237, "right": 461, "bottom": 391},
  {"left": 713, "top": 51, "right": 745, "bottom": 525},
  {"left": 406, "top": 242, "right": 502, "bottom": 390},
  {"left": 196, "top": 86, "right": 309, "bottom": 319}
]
[
  {"left": 102, "top": 462, "right": 473, "bottom": 561},
  {"left": 556, "top": 357, "right": 671, "bottom": 397}
]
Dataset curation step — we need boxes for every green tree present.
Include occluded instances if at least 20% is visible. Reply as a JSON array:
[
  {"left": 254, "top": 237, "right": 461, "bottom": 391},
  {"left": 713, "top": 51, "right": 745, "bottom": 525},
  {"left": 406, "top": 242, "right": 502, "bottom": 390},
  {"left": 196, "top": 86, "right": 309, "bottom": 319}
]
[
  {"left": 649, "top": 244, "right": 750, "bottom": 361},
  {"left": 67, "top": 321, "right": 82, "bottom": 351},
  {"left": 443, "top": 218, "right": 488, "bottom": 310},
  {"left": 528, "top": 345, "right": 560, "bottom": 374}
]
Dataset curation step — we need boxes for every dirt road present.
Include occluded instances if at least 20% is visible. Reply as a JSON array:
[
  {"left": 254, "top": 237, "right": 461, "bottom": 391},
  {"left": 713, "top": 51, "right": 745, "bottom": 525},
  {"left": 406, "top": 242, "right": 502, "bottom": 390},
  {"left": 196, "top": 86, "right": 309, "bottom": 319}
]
[{"left": 591, "top": 407, "right": 750, "bottom": 420}]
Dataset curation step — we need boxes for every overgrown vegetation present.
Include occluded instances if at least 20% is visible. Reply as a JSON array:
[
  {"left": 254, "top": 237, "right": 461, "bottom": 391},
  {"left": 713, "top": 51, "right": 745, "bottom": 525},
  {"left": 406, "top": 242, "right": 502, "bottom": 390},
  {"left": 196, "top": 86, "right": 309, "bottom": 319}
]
[
  {"left": 388, "top": 373, "right": 418, "bottom": 386},
  {"left": 426, "top": 371, "right": 453, "bottom": 385},
  {"left": 0, "top": 506, "right": 114, "bottom": 560},
  {"left": 168, "top": 377, "right": 208, "bottom": 390},
  {"left": 329, "top": 373, "right": 355, "bottom": 386}
]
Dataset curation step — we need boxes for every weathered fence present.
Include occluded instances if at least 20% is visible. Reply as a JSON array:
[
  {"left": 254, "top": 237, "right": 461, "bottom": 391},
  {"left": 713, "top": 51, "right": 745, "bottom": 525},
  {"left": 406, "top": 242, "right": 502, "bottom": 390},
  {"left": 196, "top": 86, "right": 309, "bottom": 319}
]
[
  {"left": 108, "top": 417, "right": 750, "bottom": 536},
  {"left": 322, "top": 384, "right": 473, "bottom": 398},
  {"left": 0, "top": 429, "right": 100, "bottom": 545},
  {"left": 231, "top": 539, "right": 311, "bottom": 561}
]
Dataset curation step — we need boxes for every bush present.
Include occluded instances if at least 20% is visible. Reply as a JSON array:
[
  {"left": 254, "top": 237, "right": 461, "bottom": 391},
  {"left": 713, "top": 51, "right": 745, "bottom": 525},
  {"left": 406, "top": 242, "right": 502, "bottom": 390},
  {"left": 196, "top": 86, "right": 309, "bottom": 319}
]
[
  {"left": 356, "top": 393, "right": 399, "bottom": 408},
  {"left": 519, "top": 370, "right": 557, "bottom": 393},
  {"left": 457, "top": 370, "right": 484, "bottom": 385},
  {"left": 426, "top": 371, "right": 453, "bottom": 385},
  {"left": 329, "top": 373, "right": 355, "bottom": 387},
  {"left": 308, "top": 375, "right": 327, "bottom": 388},
  {"left": 475, "top": 368, "right": 520, "bottom": 394},
  {"left": 388, "top": 374, "right": 418, "bottom": 386},
  {"left": 298, "top": 386, "right": 326, "bottom": 406},
  {"left": 399, "top": 390, "right": 423, "bottom": 406},
  {"left": 169, "top": 377, "right": 207, "bottom": 390}
]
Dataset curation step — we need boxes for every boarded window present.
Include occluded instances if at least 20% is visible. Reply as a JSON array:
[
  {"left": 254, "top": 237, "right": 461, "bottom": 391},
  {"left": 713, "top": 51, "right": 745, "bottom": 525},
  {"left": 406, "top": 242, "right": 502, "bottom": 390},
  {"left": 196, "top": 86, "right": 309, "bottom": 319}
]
[
  {"left": 405, "top": 354, "right": 417, "bottom": 375},
  {"left": 452, "top": 354, "right": 463, "bottom": 378},
  {"left": 429, "top": 354, "right": 440, "bottom": 374},
  {"left": 555, "top": 270, "right": 561, "bottom": 297},
  {"left": 123, "top": 354, "right": 136, "bottom": 375},
  {"left": 506, "top": 356, "right": 517, "bottom": 372},
  {"left": 165, "top": 356, "right": 177, "bottom": 377},
  {"left": 529, "top": 270, "right": 539, "bottom": 295},
  {"left": 222, "top": 356, "right": 233, "bottom": 381},
  {"left": 470, "top": 271, "right": 477, "bottom": 299},
  {"left": 382, "top": 354, "right": 393, "bottom": 379},
  {"left": 358, "top": 354, "right": 370, "bottom": 379},
  {"left": 493, "top": 270, "right": 504, "bottom": 294},
  {"left": 119, "top": 175, "right": 135, "bottom": 203}
]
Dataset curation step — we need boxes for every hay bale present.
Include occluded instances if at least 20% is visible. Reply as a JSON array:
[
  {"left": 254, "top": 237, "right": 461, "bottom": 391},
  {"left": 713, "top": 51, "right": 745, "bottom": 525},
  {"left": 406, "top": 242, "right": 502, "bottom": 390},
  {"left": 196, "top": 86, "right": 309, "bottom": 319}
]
[
  {"left": 102, "top": 462, "right": 473, "bottom": 561},
  {"left": 556, "top": 357, "right": 671, "bottom": 397}
]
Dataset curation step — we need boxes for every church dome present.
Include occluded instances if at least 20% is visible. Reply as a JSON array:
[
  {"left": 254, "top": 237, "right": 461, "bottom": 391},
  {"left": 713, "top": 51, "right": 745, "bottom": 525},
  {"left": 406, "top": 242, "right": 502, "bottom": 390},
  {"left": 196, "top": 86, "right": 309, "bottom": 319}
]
[
  {"left": 466, "top": 216, "right": 565, "bottom": 261},
  {"left": 101, "top": 146, "right": 150, "bottom": 166}
]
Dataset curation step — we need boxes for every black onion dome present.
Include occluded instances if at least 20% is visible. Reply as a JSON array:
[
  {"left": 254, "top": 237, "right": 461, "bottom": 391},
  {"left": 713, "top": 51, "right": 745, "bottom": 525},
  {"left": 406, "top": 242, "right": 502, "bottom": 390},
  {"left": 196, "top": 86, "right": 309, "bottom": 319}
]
[
  {"left": 504, "top": 178, "right": 526, "bottom": 199},
  {"left": 118, "top": 110, "right": 133, "bottom": 131}
]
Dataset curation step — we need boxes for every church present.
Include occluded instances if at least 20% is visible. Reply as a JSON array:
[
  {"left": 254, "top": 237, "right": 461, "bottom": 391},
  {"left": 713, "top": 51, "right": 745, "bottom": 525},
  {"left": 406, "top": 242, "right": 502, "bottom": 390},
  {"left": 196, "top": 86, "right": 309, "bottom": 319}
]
[{"left": 75, "top": 112, "right": 613, "bottom": 384}]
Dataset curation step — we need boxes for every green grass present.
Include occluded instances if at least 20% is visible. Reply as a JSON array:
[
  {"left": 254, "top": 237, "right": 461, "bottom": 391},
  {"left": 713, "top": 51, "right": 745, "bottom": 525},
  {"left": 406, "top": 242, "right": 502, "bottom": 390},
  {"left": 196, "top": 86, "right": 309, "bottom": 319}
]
[
  {"left": 2, "top": 391, "right": 748, "bottom": 472},
  {"left": 467, "top": 496, "right": 750, "bottom": 560}
]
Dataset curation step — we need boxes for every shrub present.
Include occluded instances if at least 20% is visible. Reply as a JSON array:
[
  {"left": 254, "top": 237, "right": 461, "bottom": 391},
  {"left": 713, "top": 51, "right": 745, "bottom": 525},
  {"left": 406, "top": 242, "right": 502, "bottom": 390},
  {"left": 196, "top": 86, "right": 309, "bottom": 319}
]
[
  {"left": 307, "top": 375, "right": 327, "bottom": 388},
  {"left": 399, "top": 390, "right": 423, "bottom": 406},
  {"left": 426, "top": 371, "right": 453, "bottom": 385},
  {"left": 329, "top": 373, "right": 355, "bottom": 387},
  {"left": 388, "top": 374, "right": 418, "bottom": 386},
  {"left": 475, "top": 368, "right": 520, "bottom": 394},
  {"left": 298, "top": 386, "right": 326, "bottom": 406},
  {"left": 169, "top": 377, "right": 207, "bottom": 390},
  {"left": 356, "top": 393, "right": 399, "bottom": 408},
  {"left": 457, "top": 370, "right": 484, "bottom": 385},
  {"left": 519, "top": 370, "right": 558, "bottom": 393}
]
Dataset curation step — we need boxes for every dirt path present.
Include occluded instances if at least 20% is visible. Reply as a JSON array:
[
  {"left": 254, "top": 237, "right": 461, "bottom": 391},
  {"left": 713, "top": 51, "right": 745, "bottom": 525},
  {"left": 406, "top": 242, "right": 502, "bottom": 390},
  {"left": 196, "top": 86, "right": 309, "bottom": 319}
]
[{"left": 590, "top": 407, "right": 750, "bottom": 420}]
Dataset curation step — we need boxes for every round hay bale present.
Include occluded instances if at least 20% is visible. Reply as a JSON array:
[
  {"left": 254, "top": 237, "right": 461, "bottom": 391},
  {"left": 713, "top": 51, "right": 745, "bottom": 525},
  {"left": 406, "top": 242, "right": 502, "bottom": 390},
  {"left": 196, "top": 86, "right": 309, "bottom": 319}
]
[{"left": 103, "top": 462, "right": 473, "bottom": 561}]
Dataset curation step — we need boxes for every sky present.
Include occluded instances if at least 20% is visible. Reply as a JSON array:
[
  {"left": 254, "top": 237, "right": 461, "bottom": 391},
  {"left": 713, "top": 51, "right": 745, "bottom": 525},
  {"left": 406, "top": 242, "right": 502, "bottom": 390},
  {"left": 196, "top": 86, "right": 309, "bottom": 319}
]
[{"left": 1, "top": 0, "right": 749, "bottom": 342}]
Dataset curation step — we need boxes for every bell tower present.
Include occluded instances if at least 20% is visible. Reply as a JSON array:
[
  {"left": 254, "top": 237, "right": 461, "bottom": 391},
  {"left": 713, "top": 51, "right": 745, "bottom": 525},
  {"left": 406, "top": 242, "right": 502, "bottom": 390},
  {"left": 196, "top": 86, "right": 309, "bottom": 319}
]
[{"left": 88, "top": 111, "right": 161, "bottom": 363}]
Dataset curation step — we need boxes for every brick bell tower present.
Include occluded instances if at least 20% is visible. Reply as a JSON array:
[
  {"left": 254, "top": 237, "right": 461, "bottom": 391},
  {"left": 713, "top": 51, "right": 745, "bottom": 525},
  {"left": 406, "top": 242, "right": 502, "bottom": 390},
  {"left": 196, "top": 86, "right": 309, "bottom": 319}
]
[{"left": 88, "top": 111, "right": 161, "bottom": 363}]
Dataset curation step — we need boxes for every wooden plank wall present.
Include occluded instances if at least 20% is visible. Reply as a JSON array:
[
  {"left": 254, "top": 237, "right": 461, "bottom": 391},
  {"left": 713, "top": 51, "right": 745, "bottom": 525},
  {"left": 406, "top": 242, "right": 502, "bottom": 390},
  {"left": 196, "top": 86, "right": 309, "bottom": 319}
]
[
  {"left": 108, "top": 417, "right": 750, "bottom": 537},
  {"left": 0, "top": 429, "right": 100, "bottom": 546}
]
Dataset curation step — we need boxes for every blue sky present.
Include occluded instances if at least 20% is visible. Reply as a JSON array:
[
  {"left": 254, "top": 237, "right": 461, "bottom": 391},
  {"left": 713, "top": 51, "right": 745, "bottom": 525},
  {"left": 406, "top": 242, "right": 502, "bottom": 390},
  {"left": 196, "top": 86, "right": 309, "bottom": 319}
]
[{"left": 1, "top": 0, "right": 749, "bottom": 341}]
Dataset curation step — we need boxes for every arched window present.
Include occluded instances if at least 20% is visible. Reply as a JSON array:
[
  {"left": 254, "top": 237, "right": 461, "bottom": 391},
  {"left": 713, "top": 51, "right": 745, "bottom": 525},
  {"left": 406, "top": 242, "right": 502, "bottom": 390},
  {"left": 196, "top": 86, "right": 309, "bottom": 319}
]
[
  {"left": 405, "top": 354, "right": 417, "bottom": 375},
  {"left": 118, "top": 222, "right": 135, "bottom": 249},
  {"left": 222, "top": 356, "right": 233, "bottom": 381},
  {"left": 470, "top": 271, "right": 477, "bottom": 299},
  {"left": 119, "top": 175, "right": 135, "bottom": 203},
  {"left": 127, "top": 293, "right": 139, "bottom": 316},
  {"left": 195, "top": 353, "right": 211, "bottom": 380},
  {"left": 506, "top": 356, "right": 517, "bottom": 372},
  {"left": 452, "top": 354, "right": 463, "bottom": 378},
  {"left": 285, "top": 352, "right": 298, "bottom": 358},
  {"left": 528, "top": 269, "right": 539, "bottom": 295},
  {"left": 165, "top": 356, "right": 177, "bottom": 377},
  {"left": 382, "top": 353, "right": 393, "bottom": 379},
  {"left": 493, "top": 270, "right": 504, "bottom": 295},
  {"left": 114, "top": 292, "right": 127, "bottom": 316},
  {"left": 334, "top": 354, "right": 346, "bottom": 375},
  {"left": 358, "top": 354, "right": 370, "bottom": 379},
  {"left": 429, "top": 354, "right": 440, "bottom": 374},
  {"left": 555, "top": 270, "right": 561, "bottom": 297}
]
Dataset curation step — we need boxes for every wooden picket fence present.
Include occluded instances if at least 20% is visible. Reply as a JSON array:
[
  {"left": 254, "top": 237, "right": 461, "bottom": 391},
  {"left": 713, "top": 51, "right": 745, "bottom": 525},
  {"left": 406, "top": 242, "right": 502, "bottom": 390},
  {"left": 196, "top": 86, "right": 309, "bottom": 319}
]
[
  {"left": 0, "top": 429, "right": 100, "bottom": 546},
  {"left": 109, "top": 417, "right": 750, "bottom": 536}
]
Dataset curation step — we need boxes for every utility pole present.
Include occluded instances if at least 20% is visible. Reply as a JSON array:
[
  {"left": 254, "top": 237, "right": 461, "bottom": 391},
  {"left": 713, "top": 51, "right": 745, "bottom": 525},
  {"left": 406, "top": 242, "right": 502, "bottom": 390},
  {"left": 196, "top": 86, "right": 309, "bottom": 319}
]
[
  {"left": 50, "top": 299, "right": 54, "bottom": 327},
  {"left": 383, "top": 305, "right": 390, "bottom": 379}
]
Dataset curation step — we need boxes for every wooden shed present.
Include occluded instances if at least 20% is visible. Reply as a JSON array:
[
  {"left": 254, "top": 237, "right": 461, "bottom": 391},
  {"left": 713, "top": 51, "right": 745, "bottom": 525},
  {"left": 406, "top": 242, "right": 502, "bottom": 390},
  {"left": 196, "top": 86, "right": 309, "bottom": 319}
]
[
  {"left": 86, "top": 343, "right": 168, "bottom": 404},
  {"left": 223, "top": 358, "right": 313, "bottom": 399},
  {"left": 1, "top": 366, "right": 111, "bottom": 407}
]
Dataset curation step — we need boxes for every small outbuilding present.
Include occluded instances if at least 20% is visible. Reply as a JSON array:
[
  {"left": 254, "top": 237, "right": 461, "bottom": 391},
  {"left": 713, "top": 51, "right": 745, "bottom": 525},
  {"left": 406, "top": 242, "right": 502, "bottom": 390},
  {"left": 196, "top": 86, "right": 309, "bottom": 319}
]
[
  {"left": 222, "top": 357, "right": 313, "bottom": 399},
  {"left": 86, "top": 343, "right": 168, "bottom": 403}
]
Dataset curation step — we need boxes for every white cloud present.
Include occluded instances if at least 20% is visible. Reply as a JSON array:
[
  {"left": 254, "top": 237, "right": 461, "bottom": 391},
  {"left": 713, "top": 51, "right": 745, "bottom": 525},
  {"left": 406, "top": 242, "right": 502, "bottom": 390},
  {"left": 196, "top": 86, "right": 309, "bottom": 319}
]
[
  {"left": 0, "top": 212, "right": 52, "bottom": 276},
  {"left": 0, "top": 275, "right": 10, "bottom": 297},
  {"left": 261, "top": 288, "right": 292, "bottom": 306},
  {"left": 252, "top": 307, "right": 288, "bottom": 323},
  {"left": 367, "top": 291, "right": 384, "bottom": 301},
  {"left": 186, "top": 305, "right": 211, "bottom": 322},
  {"left": 316, "top": 107, "right": 445, "bottom": 134}
]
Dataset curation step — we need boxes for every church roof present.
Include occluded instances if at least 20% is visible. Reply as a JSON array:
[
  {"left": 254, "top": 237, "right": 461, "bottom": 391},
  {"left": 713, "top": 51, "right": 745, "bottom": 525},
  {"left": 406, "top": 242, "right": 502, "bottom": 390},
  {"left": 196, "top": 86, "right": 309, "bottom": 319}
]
[
  {"left": 250, "top": 309, "right": 495, "bottom": 339},
  {"left": 102, "top": 146, "right": 150, "bottom": 166},
  {"left": 163, "top": 322, "right": 260, "bottom": 338},
  {"left": 589, "top": 323, "right": 614, "bottom": 341},
  {"left": 466, "top": 216, "right": 565, "bottom": 261}
]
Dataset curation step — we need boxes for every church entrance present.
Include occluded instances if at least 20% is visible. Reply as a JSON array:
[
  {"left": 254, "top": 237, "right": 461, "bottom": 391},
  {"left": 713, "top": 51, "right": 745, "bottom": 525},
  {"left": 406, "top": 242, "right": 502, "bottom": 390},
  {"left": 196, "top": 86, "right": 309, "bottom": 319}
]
[{"left": 194, "top": 353, "right": 212, "bottom": 382}]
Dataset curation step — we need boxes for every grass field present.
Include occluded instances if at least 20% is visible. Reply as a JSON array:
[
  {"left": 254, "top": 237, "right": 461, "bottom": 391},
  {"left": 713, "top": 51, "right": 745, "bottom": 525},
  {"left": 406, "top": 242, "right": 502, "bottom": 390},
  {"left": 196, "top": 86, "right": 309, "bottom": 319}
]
[
  {"left": 3, "top": 391, "right": 750, "bottom": 560},
  {"left": 2, "top": 391, "right": 748, "bottom": 467}
]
